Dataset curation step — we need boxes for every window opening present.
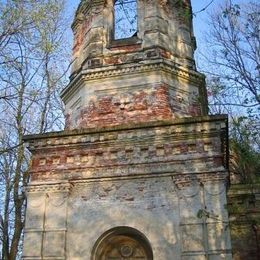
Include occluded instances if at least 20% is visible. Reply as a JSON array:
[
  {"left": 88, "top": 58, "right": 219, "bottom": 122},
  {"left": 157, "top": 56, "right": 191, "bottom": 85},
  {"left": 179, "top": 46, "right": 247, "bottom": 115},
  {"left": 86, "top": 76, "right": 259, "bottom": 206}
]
[{"left": 114, "top": 0, "right": 137, "bottom": 40}]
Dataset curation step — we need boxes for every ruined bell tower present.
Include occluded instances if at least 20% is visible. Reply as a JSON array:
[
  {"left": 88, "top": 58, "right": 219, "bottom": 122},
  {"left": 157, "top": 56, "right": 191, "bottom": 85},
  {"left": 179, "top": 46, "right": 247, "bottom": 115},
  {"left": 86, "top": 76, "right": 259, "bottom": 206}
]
[{"left": 23, "top": 0, "right": 232, "bottom": 259}]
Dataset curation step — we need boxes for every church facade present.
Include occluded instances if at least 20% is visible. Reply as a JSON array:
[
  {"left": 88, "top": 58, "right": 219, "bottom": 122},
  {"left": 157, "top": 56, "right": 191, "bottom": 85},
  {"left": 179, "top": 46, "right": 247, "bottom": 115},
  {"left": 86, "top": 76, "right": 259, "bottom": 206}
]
[{"left": 22, "top": 0, "right": 232, "bottom": 259}]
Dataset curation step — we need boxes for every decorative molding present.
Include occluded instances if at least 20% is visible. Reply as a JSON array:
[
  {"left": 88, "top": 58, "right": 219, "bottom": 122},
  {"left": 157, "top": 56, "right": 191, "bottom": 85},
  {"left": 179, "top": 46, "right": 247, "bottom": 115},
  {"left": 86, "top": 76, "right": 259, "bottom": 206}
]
[
  {"left": 25, "top": 117, "right": 227, "bottom": 150},
  {"left": 29, "top": 157, "right": 228, "bottom": 181},
  {"left": 204, "top": 183, "right": 226, "bottom": 196},
  {"left": 172, "top": 172, "right": 229, "bottom": 189},
  {"left": 25, "top": 183, "right": 71, "bottom": 193},
  {"left": 25, "top": 171, "right": 228, "bottom": 194},
  {"left": 61, "top": 60, "right": 205, "bottom": 102}
]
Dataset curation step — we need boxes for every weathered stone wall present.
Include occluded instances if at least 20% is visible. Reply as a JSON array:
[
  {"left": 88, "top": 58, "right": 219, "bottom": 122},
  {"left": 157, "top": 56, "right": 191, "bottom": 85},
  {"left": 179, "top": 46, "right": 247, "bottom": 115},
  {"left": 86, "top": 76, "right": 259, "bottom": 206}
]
[
  {"left": 22, "top": 1, "right": 232, "bottom": 259},
  {"left": 22, "top": 117, "right": 232, "bottom": 259},
  {"left": 62, "top": 63, "right": 207, "bottom": 130},
  {"left": 71, "top": 0, "right": 196, "bottom": 75},
  {"left": 228, "top": 184, "right": 260, "bottom": 259},
  {"left": 62, "top": 0, "right": 207, "bottom": 130},
  {"left": 23, "top": 177, "right": 232, "bottom": 259}
]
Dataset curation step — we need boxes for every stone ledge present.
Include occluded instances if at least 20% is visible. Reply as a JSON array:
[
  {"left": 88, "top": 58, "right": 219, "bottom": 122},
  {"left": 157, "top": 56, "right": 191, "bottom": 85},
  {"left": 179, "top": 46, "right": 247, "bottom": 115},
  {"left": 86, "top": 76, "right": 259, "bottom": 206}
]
[
  {"left": 23, "top": 115, "right": 228, "bottom": 142},
  {"left": 61, "top": 59, "right": 205, "bottom": 102},
  {"left": 25, "top": 170, "right": 229, "bottom": 193}
]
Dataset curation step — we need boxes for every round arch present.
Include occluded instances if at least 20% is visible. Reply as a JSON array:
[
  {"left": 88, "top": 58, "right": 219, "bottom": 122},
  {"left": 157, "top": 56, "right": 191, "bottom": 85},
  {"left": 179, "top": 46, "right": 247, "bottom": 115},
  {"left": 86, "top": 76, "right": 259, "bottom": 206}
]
[{"left": 91, "top": 226, "right": 153, "bottom": 260}]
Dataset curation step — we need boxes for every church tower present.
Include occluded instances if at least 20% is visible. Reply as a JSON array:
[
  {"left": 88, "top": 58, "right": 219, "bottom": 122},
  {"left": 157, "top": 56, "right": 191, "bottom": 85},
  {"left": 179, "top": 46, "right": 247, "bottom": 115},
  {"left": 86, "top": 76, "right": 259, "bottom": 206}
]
[{"left": 23, "top": 1, "right": 232, "bottom": 259}]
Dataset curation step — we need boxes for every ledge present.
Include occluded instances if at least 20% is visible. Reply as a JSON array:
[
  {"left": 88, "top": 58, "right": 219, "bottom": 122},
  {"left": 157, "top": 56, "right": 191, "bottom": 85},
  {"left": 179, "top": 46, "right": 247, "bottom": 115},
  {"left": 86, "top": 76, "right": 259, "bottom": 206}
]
[
  {"left": 109, "top": 36, "right": 141, "bottom": 48},
  {"left": 23, "top": 114, "right": 228, "bottom": 141},
  {"left": 61, "top": 59, "right": 205, "bottom": 102}
]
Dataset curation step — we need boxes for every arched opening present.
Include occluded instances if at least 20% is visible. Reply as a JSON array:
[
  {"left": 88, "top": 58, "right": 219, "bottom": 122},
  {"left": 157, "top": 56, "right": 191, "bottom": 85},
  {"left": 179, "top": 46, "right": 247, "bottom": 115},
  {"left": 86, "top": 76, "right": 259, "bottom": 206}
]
[
  {"left": 114, "top": 0, "right": 137, "bottom": 39},
  {"left": 92, "top": 226, "right": 153, "bottom": 260}
]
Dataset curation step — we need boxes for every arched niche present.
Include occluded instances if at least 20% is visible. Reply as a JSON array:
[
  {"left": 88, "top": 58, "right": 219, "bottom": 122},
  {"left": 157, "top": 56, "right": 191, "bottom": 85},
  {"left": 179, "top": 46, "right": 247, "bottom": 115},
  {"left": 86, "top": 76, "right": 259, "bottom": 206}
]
[{"left": 91, "top": 226, "right": 153, "bottom": 260}]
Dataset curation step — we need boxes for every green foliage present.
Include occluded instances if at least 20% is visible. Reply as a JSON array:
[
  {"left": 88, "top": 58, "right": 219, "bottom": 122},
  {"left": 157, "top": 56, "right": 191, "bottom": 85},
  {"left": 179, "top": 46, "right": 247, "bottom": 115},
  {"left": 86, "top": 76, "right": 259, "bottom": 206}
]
[
  {"left": 205, "top": 1, "right": 260, "bottom": 109},
  {"left": 230, "top": 117, "right": 260, "bottom": 183},
  {"left": 227, "top": 201, "right": 245, "bottom": 215},
  {"left": 173, "top": 0, "right": 192, "bottom": 23},
  {"left": 204, "top": 2, "right": 260, "bottom": 184}
]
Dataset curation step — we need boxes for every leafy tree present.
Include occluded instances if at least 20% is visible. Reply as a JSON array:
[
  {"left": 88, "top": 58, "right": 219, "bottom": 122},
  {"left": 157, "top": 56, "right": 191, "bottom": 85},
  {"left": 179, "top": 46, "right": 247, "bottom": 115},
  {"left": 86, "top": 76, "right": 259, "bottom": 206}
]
[
  {"left": 198, "top": 1, "right": 260, "bottom": 182},
  {"left": 204, "top": 1, "right": 259, "bottom": 112},
  {"left": 0, "top": 1, "right": 70, "bottom": 258},
  {"left": 229, "top": 116, "right": 260, "bottom": 183}
]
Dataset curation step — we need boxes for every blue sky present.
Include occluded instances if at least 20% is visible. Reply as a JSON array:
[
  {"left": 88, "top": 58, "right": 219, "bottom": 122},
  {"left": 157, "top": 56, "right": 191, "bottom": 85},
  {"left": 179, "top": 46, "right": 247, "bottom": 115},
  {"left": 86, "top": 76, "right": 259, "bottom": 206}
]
[
  {"left": 66, "top": 0, "right": 225, "bottom": 32},
  {"left": 66, "top": 0, "right": 226, "bottom": 44},
  {"left": 66, "top": 0, "right": 249, "bottom": 57}
]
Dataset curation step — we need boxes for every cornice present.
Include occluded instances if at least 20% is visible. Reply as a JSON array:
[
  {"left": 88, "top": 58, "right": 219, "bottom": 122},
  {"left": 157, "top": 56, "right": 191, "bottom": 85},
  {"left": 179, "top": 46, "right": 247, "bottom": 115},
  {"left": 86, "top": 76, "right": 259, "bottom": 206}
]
[
  {"left": 24, "top": 171, "right": 228, "bottom": 193},
  {"left": 26, "top": 132, "right": 220, "bottom": 154},
  {"left": 81, "top": 61, "right": 204, "bottom": 82},
  {"left": 23, "top": 115, "right": 228, "bottom": 143},
  {"left": 61, "top": 60, "right": 205, "bottom": 103}
]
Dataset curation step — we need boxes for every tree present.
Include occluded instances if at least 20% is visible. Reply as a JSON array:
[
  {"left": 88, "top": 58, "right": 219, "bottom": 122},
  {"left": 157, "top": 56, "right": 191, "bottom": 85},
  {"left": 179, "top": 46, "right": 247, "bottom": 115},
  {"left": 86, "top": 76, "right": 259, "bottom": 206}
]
[
  {"left": 0, "top": 1, "right": 70, "bottom": 258},
  {"left": 229, "top": 116, "right": 260, "bottom": 183},
  {"left": 204, "top": 1, "right": 259, "bottom": 112},
  {"left": 200, "top": 0, "right": 260, "bottom": 182}
]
